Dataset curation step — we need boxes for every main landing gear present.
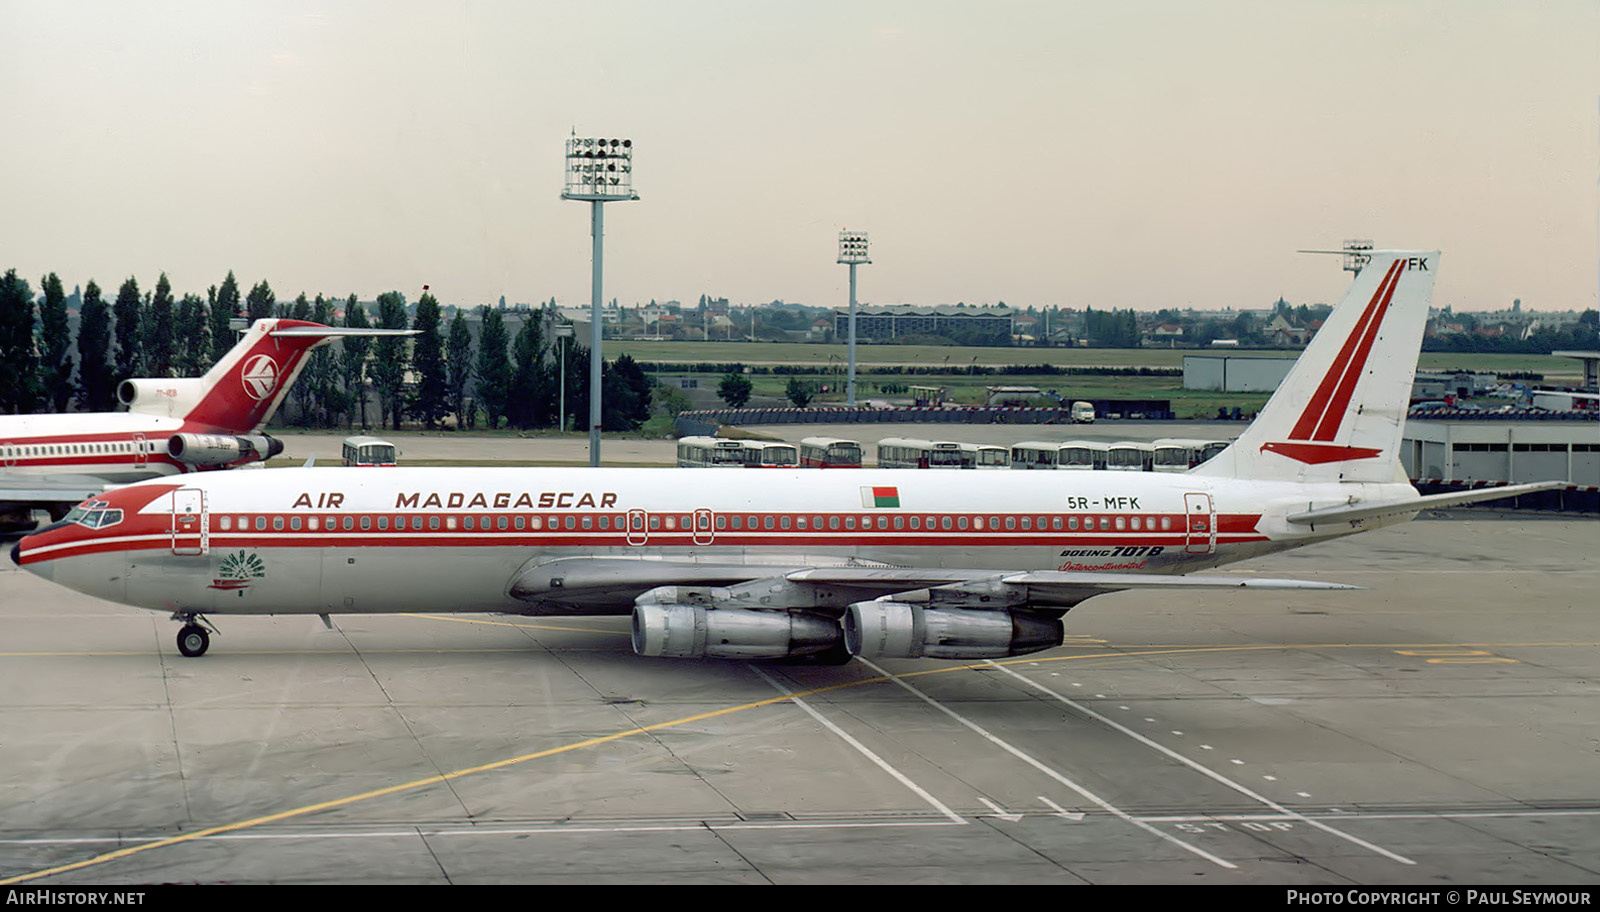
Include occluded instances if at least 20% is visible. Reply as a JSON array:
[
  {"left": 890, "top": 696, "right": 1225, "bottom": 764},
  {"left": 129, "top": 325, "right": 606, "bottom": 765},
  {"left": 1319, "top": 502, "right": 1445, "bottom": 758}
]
[{"left": 171, "top": 612, "right": 218, "bottom": 657}]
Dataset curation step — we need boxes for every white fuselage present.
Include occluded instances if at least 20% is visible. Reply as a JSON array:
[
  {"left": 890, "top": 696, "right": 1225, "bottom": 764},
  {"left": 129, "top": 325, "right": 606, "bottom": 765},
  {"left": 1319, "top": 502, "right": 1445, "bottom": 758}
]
[
  {"left": 18, "top": 466, "right": 1417, "bottom": 618},
  {"left": 0, "top": 413, "right": 191, "bottom": 483}
]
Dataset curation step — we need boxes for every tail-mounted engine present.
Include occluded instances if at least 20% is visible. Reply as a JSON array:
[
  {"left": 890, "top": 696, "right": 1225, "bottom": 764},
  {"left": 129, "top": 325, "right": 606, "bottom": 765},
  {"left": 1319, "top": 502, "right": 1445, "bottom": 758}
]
[{"left": 167, "top": 433, "right": 283, "bottom": 467}]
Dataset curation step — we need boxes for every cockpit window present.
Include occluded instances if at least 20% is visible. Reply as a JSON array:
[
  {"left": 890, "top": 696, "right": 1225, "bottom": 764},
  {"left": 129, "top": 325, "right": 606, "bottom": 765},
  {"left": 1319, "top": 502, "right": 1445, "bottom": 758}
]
[{"left": 67, "top": 501, "right": 124, "bottom": 530}]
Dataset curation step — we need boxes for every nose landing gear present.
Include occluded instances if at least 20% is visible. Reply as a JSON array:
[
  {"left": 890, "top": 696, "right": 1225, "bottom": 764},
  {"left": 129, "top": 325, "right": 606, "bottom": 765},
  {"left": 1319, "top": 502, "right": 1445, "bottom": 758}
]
[{"left": 171, "top": 613, "right": 218, "bottom": 657}]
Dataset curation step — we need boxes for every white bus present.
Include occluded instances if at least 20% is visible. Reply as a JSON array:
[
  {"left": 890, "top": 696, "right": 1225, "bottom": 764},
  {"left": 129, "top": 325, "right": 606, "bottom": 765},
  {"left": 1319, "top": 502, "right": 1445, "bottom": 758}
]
[
  {"left": 1010, "top": 441, "right": 1063, "bottom": 470},
  {"left": 877, "top": 438, "right": 969, "bottom": 469},
  {"left": 1152, "top": 438, "right": 1231, "bottom": 473},
  {"left": 961, "top": 442, "right": 1010, "bottom": 469},
  {"left": 743, "top": 440, "right": 800, "bottom": 468},
  {"left": 799, "top": 437, "right": 863, "bottom": 468},
  {"left": 1105, "top": 441, "right": 1154, "bottom": 472},
  {"left": 676, "top": 436, "right": 752, "bottom": 467},
  {"left": 1059, "top": 441, "right": 1109, "bottom": 471},
  {"left": 341, "top": 436, "right": 399, "bottom": 467}
]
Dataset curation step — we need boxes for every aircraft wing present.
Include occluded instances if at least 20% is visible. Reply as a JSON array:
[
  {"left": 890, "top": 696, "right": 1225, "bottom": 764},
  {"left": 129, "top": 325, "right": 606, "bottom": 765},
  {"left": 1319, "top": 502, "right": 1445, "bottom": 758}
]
[
  {"left": 509, "top": 556, "right": 1358, "bottom": 615},
  {"left": 788, "top": 566, "right": 1359, "bottom": 609},
  {"left": 0, "top": 474, "right": 114, "bottom": 506}
]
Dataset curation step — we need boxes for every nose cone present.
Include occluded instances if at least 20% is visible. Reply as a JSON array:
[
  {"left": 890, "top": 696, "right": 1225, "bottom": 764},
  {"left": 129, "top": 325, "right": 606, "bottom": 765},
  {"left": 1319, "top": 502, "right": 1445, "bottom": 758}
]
[{"left": 12, "top": 534, "right": 54, "bottom": 582}]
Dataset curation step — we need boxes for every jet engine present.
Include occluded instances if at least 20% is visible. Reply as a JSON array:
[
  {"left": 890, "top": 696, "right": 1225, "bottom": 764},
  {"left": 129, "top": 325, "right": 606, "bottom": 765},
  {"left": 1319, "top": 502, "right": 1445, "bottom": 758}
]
[
  {"left": 167, "top": 433, "right": 283, "bottom": 467},
  {"left": 843, "top": 599, "right": 1062, "bottom": 660},
  {"left": 632, "top": 587, "right": 842, "bottom": 659}
]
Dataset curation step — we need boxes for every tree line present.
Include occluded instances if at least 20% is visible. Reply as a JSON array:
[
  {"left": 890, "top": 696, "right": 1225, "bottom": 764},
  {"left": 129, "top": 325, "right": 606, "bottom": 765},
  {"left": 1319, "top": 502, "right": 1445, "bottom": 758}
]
[{"left": 0, "top": 268, "right": 652, "bottom": 432}]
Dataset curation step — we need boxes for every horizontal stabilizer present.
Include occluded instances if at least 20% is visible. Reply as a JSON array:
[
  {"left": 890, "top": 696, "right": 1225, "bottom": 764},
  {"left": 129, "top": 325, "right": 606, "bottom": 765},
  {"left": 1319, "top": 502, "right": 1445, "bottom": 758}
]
[
  {"left": 1286, "top": 481, "right": 1566, "bottom": 526},
  {"left": 267, "top": 327, "right": 416, "bottom": 338}
]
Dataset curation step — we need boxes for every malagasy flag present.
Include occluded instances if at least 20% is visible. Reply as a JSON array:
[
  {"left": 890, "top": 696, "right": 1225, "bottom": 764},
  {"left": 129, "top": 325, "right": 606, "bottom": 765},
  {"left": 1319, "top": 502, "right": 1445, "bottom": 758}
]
[{"left": 860, "top": 486, "right": 900, "bottom": 508}]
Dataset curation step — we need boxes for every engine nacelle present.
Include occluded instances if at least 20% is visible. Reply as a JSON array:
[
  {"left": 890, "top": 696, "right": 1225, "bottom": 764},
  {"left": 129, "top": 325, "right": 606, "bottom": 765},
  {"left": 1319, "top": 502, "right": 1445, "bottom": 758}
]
[
  {"left": 167, "top": 433, "right": 283, "bottom": 467},
  {"left": 632, "top": 592, "right": 842, "bottom": 659},
  {"left": 844, "top": 600, "right": 1063, "bottom": 660},
  {"left": 117, "top": 378, "right": 208, "bottom": 419}
]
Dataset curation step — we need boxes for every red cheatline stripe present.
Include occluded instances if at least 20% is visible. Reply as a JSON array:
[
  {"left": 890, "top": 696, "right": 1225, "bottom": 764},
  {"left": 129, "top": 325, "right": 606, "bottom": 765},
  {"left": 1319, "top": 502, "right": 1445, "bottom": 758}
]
[
  {"left": 1288, "top": 258, "right": 1403, "bottom": 441},
  {"left": 1312, "top": 259, "right": 1406, "bottom": 441}
]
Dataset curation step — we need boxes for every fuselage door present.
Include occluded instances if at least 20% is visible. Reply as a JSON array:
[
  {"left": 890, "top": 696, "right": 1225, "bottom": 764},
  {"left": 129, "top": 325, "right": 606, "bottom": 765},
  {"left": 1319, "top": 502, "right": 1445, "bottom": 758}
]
[
  {"left": 171, "top": 487, "right": 209, "bottom": 556},
  {"left": 626, "top": 508, "right": 648, "bottom": 546},
  {"left": 1183, "top": 492, "right": 1215, "bottom": 554},
  {"left": 692, "top": 508, "right": 714, "bottom": 545}
]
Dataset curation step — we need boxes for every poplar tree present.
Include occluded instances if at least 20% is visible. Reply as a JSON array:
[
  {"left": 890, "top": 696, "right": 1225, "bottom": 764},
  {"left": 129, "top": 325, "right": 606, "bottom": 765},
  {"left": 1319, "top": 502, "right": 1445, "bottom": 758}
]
[
  {"left": 310, "top": 295, "right": 342, "bottom": 427},
  {"left": 289, "top": 293, "right": 316, "bottom": 424},
  {"left": 506, "top": 315, "right": 548, "bottom": 430},
  {"left": 446, "top": 309, "right": 473, "bottom": 428},
  {"left": 76, "top": 280, "right": 115, "bottom": 411},
  {"left": 143, "top": 272, "right": 176, "bottom": 377},
  {"left": 0, "top": 270, "right": 38, "bottom": 413},
  {"left": 340, "top": 296, "right": 372, "bottom": 430},
  {"left": 175, "top": 294, "right": 209, "bottom": 377},
  {"left": 208, "top": 271, "right": 240, "bottom": 364},
  {"left": 409, "top": 293, "right": 447, "bottom": 427},
  {"left": 370, "top": 292, "right": 409, "bottom": 430},
  {"left": 474, "top": 305, "right": 511, "bottom": 431},
  {"left": 39, "top": 272, "right": 73, "bottom": 411},
  {"left": 112, "top": 277, "right": 142, "bottom": 385},
  {"left": 244, "top": 280, "right": 275, "bottom": 323}
]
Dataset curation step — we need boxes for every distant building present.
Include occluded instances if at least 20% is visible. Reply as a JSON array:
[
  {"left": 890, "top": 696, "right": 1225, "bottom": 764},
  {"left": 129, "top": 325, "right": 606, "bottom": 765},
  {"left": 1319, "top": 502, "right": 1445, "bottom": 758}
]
[{"left": 834, "top": 305, "right": 1014, "bottom": 343}]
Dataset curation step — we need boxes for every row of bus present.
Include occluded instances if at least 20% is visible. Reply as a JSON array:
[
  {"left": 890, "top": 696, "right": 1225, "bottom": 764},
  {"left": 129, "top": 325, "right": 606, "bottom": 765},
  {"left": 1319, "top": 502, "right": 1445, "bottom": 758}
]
[{"left": 676, "top": 436, "right": 1230, "bottom": 472}]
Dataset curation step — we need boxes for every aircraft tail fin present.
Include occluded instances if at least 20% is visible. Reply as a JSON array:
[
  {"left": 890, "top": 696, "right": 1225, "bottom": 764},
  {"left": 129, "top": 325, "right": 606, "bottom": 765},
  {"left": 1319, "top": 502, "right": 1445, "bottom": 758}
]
[
  {"left": 1192, "top": 250, "right": 1439, "bottom": 484},
  {"left": 140, "top": 319, "right": 410, "bottom": 433}
]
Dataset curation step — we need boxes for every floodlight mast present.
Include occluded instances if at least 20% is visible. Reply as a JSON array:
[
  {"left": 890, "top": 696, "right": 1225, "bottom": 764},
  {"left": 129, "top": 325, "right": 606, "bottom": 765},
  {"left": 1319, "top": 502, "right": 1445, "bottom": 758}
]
[
  {"left": 562, "top": 135, "right": 637, "bottom": 466},
  {"left": 837, "top": 230, "right": 870, "bottom": 407}
]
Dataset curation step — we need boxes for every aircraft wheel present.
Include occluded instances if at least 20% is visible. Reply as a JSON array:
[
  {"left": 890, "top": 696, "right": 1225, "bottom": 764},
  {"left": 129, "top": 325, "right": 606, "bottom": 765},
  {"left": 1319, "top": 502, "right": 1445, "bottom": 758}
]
[{"left": 177, "top": 625, "right": 210, "bottom": 658}]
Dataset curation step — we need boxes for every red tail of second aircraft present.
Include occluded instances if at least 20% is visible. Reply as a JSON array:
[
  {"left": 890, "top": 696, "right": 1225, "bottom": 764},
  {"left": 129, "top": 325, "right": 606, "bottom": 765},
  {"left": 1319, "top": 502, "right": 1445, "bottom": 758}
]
[{"left": 120, "top": 319, "right": 409, "bottom": 434}]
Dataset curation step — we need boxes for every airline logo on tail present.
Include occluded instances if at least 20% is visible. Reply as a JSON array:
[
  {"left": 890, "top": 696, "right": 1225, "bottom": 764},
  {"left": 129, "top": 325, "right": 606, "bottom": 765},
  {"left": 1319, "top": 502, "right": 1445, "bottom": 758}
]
[
  {"left": 1261, "top": 256, "right": 1426, "bottom": 465},
  {"left": 240, "top": 354, "right": 279, "bottom": 401}
]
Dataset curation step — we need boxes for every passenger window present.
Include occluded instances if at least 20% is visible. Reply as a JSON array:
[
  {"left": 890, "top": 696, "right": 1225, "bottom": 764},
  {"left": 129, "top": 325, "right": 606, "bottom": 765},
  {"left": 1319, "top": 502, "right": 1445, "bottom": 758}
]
[
  {"left": 361, "top": 516, "right": 371, "bottom": 531},
  {"left": 342, "top": 516, "right": 353, "bottom": 531},
  {"left": 254, "top": 516, "right": 266, "bottom": 531},
  {"left": 498, "top": 516, "right": 508, "bottom": 530},
  {"left": 219, "top": 516, "right": 232, "bottom": 531},
  {"left": 515, "top": 516, "right": 526, "bottom": 530},
  {"left": 429, "top": 516, "right": 440, "bottom": 530},
  {"left": 957, "top": 516, "right": 969, "bottom": 530},
  {"left": 781, "top": 516, "right": 791, "bottom": 530},
  {"left": 308, "top": 517, "right": 319, "bottom": 531},
  {"left": 1115, "top": 516, "right": 1126, "bottom": 530},
  {"left": 272, "top": 517, "right": 284, "bottom": 531},
  {"left": 446, "top": 516, "right": 457, "bottom": 530},
  {"left": 582, "top": 516, "right": 592, "bottom": 529}
]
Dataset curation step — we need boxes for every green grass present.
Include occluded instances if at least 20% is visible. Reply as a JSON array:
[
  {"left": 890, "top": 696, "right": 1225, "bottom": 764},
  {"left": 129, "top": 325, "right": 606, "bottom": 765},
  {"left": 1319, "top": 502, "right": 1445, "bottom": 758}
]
[{"left": 617, "top": 339, "right": 1581, "bottom": 379}]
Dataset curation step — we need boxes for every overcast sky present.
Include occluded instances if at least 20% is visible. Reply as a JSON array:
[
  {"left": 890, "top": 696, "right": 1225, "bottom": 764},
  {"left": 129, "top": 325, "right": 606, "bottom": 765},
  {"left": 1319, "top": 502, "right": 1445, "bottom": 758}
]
[{"left": 2, "top": 1, "right": 1596, "bottom": 315}]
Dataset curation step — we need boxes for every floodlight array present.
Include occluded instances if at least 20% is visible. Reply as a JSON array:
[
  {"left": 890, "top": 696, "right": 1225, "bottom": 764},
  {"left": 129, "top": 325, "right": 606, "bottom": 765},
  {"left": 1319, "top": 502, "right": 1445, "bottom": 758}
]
[
  {"left": 1342, "top": 239, "right": 1373, "bottom": 274},
  {"left": 838, "top": 230, "right": 870, "bottom": 264},
  {"left": 564, "top": 137, "right": 635, "bottom": 199}
]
